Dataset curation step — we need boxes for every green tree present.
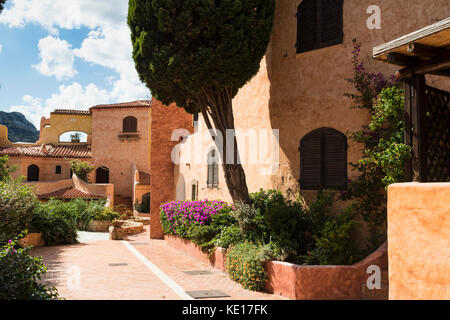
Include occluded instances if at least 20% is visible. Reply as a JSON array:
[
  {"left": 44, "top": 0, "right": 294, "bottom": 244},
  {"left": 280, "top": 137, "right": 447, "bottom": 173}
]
[
  {"left": 0, "top": 1, "right": 6, "bottom": 14},
  {"left": 0, "top": 155, "right": 16, "bottom": 181},
  {"left": 128, "top": 0, "right": 275, "bottom": 204}
]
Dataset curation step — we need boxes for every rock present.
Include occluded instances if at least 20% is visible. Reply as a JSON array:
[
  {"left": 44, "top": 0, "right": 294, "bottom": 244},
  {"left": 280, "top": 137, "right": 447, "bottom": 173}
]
[{"left": 109, "top": 226, "right": 126, "bottom": 240}]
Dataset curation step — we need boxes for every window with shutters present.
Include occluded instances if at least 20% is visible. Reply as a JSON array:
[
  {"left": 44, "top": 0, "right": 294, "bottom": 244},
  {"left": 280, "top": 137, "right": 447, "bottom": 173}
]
[
  {"left": 296, "top": 0, "right": 344, "bottom": 54},
  {"left": 207, "top": 149, "right": 219, "bottom": 189},
  {"left": 122, "top": 116, "right": 138, "bottom": 133},
  {"left": 299, "top": 127, "right": 348, "bottom": 190}
]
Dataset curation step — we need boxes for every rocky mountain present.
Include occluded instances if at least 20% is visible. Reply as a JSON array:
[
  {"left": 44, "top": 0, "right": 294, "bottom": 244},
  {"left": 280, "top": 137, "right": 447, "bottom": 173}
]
[{"left": 0, "top": 111, "right": 39, "bottom": 143}]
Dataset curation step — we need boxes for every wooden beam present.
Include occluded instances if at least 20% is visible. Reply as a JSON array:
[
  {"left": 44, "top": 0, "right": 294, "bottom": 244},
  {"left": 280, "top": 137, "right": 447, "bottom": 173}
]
[
  {"left": 387, "top": 53, "right": 419, "bottom": 66},
  {"left": 410, "top": 75, "right": 427, "bottom": 182},
  {"left": 407, "top": 43, "right": 448, "bottom": 59},
  {"left": 396, "top": 58, "right": 450, "bottom": 80}
]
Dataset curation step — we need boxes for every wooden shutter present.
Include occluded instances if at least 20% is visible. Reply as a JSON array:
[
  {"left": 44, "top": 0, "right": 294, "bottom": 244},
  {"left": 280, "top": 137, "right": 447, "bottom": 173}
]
[
  {"left": 297, "top": 0, "right": 318, "bottom": 53},
  {"left": 123, "top": 116, "right": 137, "bottom": 133},
  {"left": 297, "top": 0, "right": 343, "bottom": 53},
  {"left": 207, "top": 150, "right": 219, "bottom": 188},
  {"left": 319, "top": 0, "right": 343, "bottom": 47},
  {"left": 323, "top": 128, "right": 347, "bottom": 188},
  {"left": 300, "top": 130, "right": 322, "bottom": 189}
]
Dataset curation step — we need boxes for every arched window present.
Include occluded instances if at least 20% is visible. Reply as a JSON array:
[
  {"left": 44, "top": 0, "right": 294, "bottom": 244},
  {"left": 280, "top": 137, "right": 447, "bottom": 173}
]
[
  {"left": 296, "top": 0, "right": 344, "bottom": 53},
  {"left": 299, "top": 127, "right": 347, "bottom": 190},
  {"left": 123, "top": 116, "right": 138, "bottom": 133},
  {"left": 96, "top": 166, "right": 110, "bottom": 184},
  {"left": 27, "top": 165, "right": 40, "bottom": 182},
  {"left": 207, "top": 149, "right": 219, "bottom": 189}
]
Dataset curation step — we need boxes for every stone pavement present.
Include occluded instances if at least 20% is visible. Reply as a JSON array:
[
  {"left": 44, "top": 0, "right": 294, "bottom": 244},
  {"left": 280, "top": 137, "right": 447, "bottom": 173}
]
[{"left": 31, "top": 226, "right": 288, "bottom": 300}]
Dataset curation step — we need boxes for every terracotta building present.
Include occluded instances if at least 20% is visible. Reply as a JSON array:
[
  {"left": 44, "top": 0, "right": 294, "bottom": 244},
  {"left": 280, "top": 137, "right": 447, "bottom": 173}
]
[
  {"left": 0, "top": 99, "right": 193, "bottom": 213},
  {"left": 171, "top": 1, "right": 449, "bottom": 240}
]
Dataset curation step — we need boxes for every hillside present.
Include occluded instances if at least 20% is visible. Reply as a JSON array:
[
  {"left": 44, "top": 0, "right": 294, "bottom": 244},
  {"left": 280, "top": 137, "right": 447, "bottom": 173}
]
[{"left": 0, "top": 111, "right": 39, "bottom": 143}]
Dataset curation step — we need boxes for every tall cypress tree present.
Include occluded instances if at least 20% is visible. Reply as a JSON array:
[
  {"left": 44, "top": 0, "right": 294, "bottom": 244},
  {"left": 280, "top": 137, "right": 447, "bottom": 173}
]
[{"left": 128, "top": 0, "right": 275, "bottom": 204}]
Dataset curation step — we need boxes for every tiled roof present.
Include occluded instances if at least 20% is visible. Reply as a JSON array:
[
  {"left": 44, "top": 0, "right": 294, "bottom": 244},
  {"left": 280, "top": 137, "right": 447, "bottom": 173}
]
[
  {"left": 90, "top": 100, "right": 151, "bottom": 110},
  {"left": 39, "top": 187, "right": 104, "bottom": 200},
  {"left": 51, "top": 109, "right": 91, "bottom": 115},
  {"left": 0, "top": 144, "right": 92, "bottom": 158}
]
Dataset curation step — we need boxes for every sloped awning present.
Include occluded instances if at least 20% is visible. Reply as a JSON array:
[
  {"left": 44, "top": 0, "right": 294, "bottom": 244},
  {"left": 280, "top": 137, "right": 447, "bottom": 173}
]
[
  {"left": 373, "top": 17, "right": 450, "bottom": 79},
  {"left": 39, "top": 187, "right": 104, "bottom": 200}
]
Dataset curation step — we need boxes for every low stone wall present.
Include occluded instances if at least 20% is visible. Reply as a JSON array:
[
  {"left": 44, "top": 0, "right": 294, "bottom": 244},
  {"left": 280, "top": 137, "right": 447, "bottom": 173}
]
[
  {"left": 388, "top": 182, "right": 450, "bottom": 300},
  {"left": 165, "top": 235, "right": 228, "bottom": 272},
  {"left": 165, "top": 235, "right": 388, "bottom": 299},
  {"left": 19, "top": 233, "right": 45, "bottom": 247},
  {"left": 86, "top": 220, "right": 112, "bottom": 232},
  {"left": 121, "top": 220, "right": 145, "bottom": 235}
]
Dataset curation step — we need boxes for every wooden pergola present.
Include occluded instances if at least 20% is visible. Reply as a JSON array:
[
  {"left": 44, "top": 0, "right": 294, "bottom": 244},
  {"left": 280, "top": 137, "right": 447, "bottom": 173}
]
[{"left": 373, "top": 18, "right": 450, "bottom": 183}]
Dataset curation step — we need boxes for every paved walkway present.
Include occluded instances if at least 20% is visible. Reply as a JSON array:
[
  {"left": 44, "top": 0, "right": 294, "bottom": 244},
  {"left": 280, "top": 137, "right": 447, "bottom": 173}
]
[{"left": 31, "top": 226, "right": 287, "bottom": 300}]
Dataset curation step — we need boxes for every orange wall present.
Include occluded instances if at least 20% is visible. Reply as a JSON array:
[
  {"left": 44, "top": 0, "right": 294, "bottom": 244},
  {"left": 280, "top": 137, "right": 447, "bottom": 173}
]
[
  {"left": 6, "top": 156, "right": 75, "bottom": 182},
  {"left": 91, "top": 107, "right": 150, "bottom": 198},
  {"left": 176, "top": 0, "right": 450, "bottom": 204},
  {"left": 388, "top": 183, "right": 450, "bottom": 300}
]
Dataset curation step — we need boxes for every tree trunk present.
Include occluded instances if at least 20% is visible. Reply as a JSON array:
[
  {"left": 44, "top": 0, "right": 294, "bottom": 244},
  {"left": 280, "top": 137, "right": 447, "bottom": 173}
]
[{"left": 199, "top": 88, "right": 251, "bottom": 204}]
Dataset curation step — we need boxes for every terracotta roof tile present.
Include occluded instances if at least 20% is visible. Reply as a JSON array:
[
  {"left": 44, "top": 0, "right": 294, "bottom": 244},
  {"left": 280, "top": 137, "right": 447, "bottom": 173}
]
[
  {"left": 0, "top": 144, "right": 92, "bottom": 158},
  {"left": 51, "top": 109, "right": 91, "bottom": 115},
  {"left": 90, "top": 100, "right": 151, "bottom": 110},
  {"left": 39, "top": 187, "right": 104, "bottom": 200}
]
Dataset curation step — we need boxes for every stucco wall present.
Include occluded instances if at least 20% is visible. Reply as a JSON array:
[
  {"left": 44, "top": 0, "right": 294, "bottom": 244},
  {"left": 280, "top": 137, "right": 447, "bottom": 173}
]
[
  {"left": 177, "top": 0, "right": 450, "bottom": 201},
  {"left": 25, "top": 179, "right": 73, "bottom": 196},
  {"left": 150, "top": 100, "right": 193, "bottom": 239},
  {"left": 388, "top": 183, "right": 450, "bottom": 300},
  {"left": 91, "top": 107, "right": 150, "bottom": 198},
  {"left": 6, "top": 156, "right": 76, "bottom": 182},
  {"left": 72, "top": 174, "right": 114, "bottom": 207},
  {"left": 38, "top": 113, "right": 92, "bottom": 145}
]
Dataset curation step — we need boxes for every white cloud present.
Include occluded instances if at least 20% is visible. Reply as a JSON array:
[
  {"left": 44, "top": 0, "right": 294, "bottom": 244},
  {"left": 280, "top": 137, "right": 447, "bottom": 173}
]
[
  {"left": 0, "top": 0, "right": 127, "bottom": 34},
  {"left": 3, "top": 0, "right": 150, "bottom": 126},
  {"left": 9, "top": 83, "right": 111, "bottom": 128},
  {"left": 33, "top": 36, "right": 77, "bottom": 80}
]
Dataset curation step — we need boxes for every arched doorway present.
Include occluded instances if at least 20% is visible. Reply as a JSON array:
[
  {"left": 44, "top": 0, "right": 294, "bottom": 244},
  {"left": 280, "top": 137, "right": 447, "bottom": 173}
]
[
  {"left": 27, "top": 165, "right": 40, "bottom": 182},
  {"left": 96, "top": 166, "right": 109, "bottom": 184}
]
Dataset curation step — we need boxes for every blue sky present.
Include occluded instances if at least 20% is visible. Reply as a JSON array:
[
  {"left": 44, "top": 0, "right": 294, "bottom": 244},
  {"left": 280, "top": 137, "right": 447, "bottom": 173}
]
[{"left": 0, "top": 0, "right": 149, "bottom": 127}]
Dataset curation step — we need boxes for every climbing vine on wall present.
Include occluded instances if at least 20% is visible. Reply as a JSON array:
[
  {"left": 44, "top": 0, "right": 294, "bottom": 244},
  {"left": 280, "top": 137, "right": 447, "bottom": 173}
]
[{"left": 343, "top": 39, "right": 411, "bottom": 250}]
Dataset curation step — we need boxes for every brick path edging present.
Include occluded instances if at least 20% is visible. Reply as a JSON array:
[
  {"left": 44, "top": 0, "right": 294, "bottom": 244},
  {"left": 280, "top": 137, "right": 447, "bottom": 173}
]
[{"left": 164, "top": 235, "right": 388, "bottom": 300}]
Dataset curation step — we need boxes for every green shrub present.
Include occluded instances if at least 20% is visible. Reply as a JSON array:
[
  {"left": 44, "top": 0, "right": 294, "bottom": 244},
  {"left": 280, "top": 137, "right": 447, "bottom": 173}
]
[
  {"left": 303, "top": 209, "right": 361, "bottom": 265},
  {"left": 226, "top": 242, "right": 267, "bottom": 291},
  {"left": 0, "top": 155, "right": 16, "bottom": 181},
  {"left": 93, "top": 207, "right": 120, "bottom": 221},
  {"left": 232, "top": 201, "right": 267, "bottom": 242},
  {"left": 69, "top": 160, "right": 94, "bottom": 182},
  {"left": 213, "top": 225, "right": 243, "bottom": 249},
  {"left": 0, "top": 179, "right": 39, "bottom": 244},
  {"left": 32, "top": 205, "right": 78, "bottom": 246},
  {"left": 0, "top": 234, "right": 60, "bottom": 300}
]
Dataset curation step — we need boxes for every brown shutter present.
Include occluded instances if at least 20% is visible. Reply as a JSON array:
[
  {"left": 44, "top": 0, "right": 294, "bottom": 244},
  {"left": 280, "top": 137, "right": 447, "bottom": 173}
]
[
  {"left": 297, "top": 0, "right": 318, "bottom": 53},
  {"left": 323, "top": 128, "right": 347, "bottom": 188},
  {"left": 212, "top": 163, "right": 219, "bottom": 187},
  {"left": 300, "top": 130, "right": 322, "bottom": 189},
  {"left": 319, "top": 0, "right": 344, "bottom": 47},
  {"left": 123, "top": 117, "right": 137, "bottom": 133}
]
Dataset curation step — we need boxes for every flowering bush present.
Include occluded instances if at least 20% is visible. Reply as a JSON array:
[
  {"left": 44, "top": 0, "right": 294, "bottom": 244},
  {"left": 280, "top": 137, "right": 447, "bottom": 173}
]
[
  {"left": 0, "top": 234, "right": 60, "bottom": 300},
  {"left": 160, "top": 200, "right": 233, "bottom": 238},
  {"left": 226, "top": 242, "right": 267, "bottom": 291}
]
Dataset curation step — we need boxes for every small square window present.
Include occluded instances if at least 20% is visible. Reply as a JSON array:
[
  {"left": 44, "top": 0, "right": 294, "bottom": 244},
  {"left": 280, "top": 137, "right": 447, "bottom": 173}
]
[{"left": 56, "top": 166, "right": 62, "bottom": 174}]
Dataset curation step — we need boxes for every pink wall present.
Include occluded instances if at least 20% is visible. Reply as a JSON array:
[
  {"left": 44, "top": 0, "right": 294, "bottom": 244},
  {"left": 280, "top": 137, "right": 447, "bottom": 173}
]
[
  {"left": 388, "top": 183, "right": 450, "bottom": 300},
  {"left": 91, "top": 107, "right": 150, "bottom": 198},
  {"left": 165, "top": 234, "right": 388, "bottom": 300}
]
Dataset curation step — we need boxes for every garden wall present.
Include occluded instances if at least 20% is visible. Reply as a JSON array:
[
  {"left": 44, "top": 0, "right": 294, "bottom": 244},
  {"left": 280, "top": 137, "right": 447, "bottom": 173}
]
[
  {"left": 165, "top": 235, "right": 387, "bottom": 300},
  {"left": 388, "top": 182, "right": 450, "bottom": 300}
]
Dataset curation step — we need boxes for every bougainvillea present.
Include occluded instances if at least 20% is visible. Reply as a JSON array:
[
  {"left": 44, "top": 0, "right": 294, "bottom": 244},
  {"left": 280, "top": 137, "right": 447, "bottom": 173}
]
[{"left": 160, "top": 200, "right": 232, "bottom": 238}]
